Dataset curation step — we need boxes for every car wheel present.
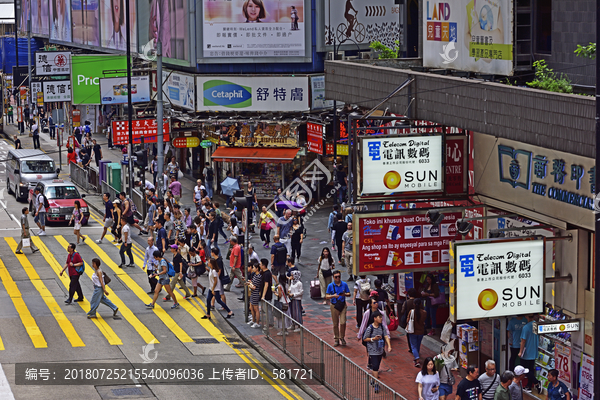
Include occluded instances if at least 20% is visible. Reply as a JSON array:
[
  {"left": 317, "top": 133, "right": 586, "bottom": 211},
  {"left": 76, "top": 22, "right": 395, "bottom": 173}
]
[{"left": 6, "top": 180, "right": 12, "bottom": 195}]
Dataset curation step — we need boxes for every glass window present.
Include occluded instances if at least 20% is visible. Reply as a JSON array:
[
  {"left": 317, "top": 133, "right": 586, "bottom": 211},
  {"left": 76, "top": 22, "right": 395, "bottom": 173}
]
[
  {"left": 45, "top": 186, "right": 81, "bottom": 200},
  {"left": 21, "top": 160, "right": 55, "bottom": 174},
  {"left": 535, "top": 0, "right": 551, "bottom": 53}
]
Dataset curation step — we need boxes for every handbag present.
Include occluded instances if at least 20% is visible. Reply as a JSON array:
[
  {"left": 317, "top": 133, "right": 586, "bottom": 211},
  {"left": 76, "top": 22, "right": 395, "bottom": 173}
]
[
  {"left": 22, "top": 238, "right": 31, "bottom": 248},
  {"left": 333, "top": 300, "right": 346, "bottom": 312},
  {"left": 431, "top": 291, "right": 446, "bottom": 306},
  {"left": 220, "top": 264, "right": 231, "bottom": 285},
  {"left": 388, "top": 312, "right": 399, "bottom": 331},
  {"left": 102, "top": 272, "right": 112, "bottom": 285},
  {"left": 440, "top": 319, "right": 453, "bottom": 344},
  {"left": 406, "top": 309, "right": 415, "bottom": 333},
  {"left": 322, "top": 268, "right": 333, "bottom": 278},
  {"left": 273, "top": 280, "right": 289, "bottom": 311},
  {"left": 187, "top": 267, "right": 197, "bottom": 279}
]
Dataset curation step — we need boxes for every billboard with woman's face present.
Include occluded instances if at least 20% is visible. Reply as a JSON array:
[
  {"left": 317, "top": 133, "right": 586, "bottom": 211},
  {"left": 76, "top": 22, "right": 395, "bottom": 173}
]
[
  {"left": 202, "top": 0, "right": 305, "bottom": 58},
  {"left": 50, "top": 0, "right": 72, "bottom": 42},
  {"left": 137, "top": 0, "right": 189, "bottom": 62},
  {"left": 100, "top": 0, "right": 137, "bottom": 51},
  {"left": 72, "top": 0, "right": 100, "bottom": 46},
  {"left": 31, "top": 0, "right": 50, "bottom": 36}
]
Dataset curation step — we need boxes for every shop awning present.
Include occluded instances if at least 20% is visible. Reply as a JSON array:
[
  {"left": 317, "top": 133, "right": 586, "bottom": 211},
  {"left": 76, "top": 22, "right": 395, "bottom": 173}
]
[{"left": 211, "top": 147, "right": 299, "bottom": 163}]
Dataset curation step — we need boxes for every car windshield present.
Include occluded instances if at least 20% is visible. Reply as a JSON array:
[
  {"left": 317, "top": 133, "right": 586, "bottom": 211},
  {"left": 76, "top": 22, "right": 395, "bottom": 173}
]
[
  {"left": 45, "top": 186, "right": 81, "bottom": 200},
  {"left": 21, "top": 160, "right": 55, "bottom": 174}
]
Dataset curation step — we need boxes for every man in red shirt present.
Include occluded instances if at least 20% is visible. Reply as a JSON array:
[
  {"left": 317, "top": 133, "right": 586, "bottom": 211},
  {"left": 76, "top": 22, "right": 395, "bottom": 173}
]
[
  {"left": 224, "top": 237, "right": 245, "bottom": 291},
  {"left": 60, "top": 243, "right": 85, "bottom": 304}
]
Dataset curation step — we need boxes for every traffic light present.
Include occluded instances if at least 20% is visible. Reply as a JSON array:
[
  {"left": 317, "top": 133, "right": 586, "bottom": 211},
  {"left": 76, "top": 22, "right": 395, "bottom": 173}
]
[{"left": 134, "top": 149, "right": 147, "bottom": 168}]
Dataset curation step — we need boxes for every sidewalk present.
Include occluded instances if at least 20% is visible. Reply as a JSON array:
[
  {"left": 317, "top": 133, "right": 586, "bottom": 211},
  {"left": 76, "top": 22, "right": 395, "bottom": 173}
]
[{"left": 2, "top": 121, "right": 454, "bottom": 399}]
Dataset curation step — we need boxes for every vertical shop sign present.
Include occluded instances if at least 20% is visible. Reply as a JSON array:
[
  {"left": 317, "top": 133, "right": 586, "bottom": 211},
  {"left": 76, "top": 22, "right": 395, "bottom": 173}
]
[
  {"left": 555, "top": 343, "right": 572, "bottom": 387},
  {"left": 306, "top": 122, "right": 324, "bottom": 154},
  {"left": 580, "top": 354, "right": 594, "bottom": 400},
  {"left": 445, "top": 136, "right": 467, "bottom": 195}
]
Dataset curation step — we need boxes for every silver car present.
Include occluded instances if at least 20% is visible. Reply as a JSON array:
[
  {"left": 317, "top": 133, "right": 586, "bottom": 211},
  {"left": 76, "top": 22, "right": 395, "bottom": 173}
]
[{"left": 6, "top": 149, "right": 60, "bottom": 201}]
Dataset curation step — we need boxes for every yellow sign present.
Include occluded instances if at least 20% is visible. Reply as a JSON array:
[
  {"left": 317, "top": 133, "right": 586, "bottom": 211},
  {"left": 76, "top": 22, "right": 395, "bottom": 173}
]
[
  {"left": 37, "top": 92, "right": 43, "bottom": 106},
  {"left": 337, "top": 144, "right": 349, "bottom": 156}
]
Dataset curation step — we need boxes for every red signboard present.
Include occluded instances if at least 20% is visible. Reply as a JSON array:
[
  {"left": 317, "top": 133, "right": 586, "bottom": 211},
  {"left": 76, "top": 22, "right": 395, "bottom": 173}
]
[
  {"left": 355, "top": 210, "right": 462, "bottom": 274},
  {"left": 306, "top": 122, "right": 324, "bottom": 154},
  {"left": 112, "top": 119, "right": 170, "bottom": 145},
  {"left": 445, "top": 136, "right": 467, "bottom": 195}
]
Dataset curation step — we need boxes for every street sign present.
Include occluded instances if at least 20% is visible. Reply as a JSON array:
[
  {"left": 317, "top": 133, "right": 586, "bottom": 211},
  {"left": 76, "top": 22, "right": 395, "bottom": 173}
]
[
  {"left": 112, "top": 119, "right": 171, "bottom": 145},
  {"left": 172, "top": 136, "right": 200, "bottom": 148}
]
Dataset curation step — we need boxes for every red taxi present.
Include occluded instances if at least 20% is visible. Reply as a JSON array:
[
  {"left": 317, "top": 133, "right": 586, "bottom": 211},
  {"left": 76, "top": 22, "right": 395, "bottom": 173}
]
[{"left": 28, "top": 179, "right": 90, "bottom": 225}]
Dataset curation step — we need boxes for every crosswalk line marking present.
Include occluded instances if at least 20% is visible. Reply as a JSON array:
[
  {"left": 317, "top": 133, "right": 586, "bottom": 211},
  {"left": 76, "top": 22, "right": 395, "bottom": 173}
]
[
  {"left": 0, "top": 257, "right": 47, "bottom": 348},
  {"left": 81, "top": 237, "right": 193, "bottom": 343},
  {"left": 6, "top": 238, "right": 85, "bottom": 348},
  {"left": 53, "top": 236, "right": 158, "bottom": 345},
  {"left": 32, "top": 236, "right": 123, "bottom": 346}
]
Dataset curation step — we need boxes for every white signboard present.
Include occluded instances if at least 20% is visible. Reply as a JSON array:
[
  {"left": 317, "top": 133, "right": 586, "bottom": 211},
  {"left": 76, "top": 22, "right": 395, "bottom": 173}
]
[
  {"left": 202, "top": 0, "right": 305, "bottom": 58},
  {"left": 580, "top": 354, "right": 594, "bottom": 400},
  {"left": 30, "top": 82, "right": 42, "bottom": 100},
  {"left": 361, "top": 135, "right": 443, "bottom": 196},
  {"left": 536, "top": 321, "right": 580, "bottom": 335},
  {"left": 35, "top": 51, "right": 71, "bottom": 76},
  {"left": 196, "top": 76, "right": 309, "bottom": 112},
  {"left": 310, "top": 75, "right": 334, "bottom": 110},
  {"left": 422, "top": 0, "right": 514, "bottom": 75},
  {"left": 163, "top": 71, "right": 195, "bottom": 111},
  {"left": 455, "top": 239, "right": 544, "bottom": 320},
  {"left": 43, "top": 80, "right": 72, "bottom": 102},
  {"left": 100, "top": 76, "right": 151, "bottom": 105},
  {"left": 324, "top": 0, "right": 400, "bottom": 48}
]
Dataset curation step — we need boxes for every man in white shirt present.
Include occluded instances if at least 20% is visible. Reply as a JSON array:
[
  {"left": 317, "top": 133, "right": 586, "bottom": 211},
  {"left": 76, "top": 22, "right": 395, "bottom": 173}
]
[
  {"left": 194, "top": 179, "right": 206, "bottom": 210},
  {"left": 248, "top": 243, "right": 260, "bottom": 265},
  {"left": 144, "top": 236, "right": 159, "bottom": 294},
  {"left": 136, "top": 180, "right": 155, "bottom": 191},
  {"left": 118, "top": 219, "right": 134, "bottom": 268}
]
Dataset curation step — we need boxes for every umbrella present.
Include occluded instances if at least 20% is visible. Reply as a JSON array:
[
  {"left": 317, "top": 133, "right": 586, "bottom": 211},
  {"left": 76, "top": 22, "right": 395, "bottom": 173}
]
[
  {"left": 221, "top": 177, "right": 240, "bottom": 196},
  {"left": 276, "top": 200, "right": 302, "bottom": 210}
]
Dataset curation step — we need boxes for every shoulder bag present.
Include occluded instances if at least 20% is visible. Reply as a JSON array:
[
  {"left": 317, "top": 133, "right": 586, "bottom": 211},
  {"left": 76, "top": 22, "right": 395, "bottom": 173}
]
[
  {"left": 405, "top": 309, "right": 415, "bottom": 333},
  {"left": 481, "top": 374, "right": 498, "bottom": 398},
  {"left": 320, "top": 259, "right": 333, "bottom": 278}
]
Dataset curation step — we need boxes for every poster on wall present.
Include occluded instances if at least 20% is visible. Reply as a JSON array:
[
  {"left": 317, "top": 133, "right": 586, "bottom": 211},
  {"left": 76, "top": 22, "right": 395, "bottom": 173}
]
[
  {"left": 196, "top": 76, "right": 309, "bottom": 112},
  {"left": 100, "top": 0, "right": 137, "bottom": 51},
  {"left": 323, "top": 0, "right": 400, "bottom": 49},
  {"left": 100, "top": 76, "right": 151, "bottom": 104},
  {"left": 202, "top": 0, "right": 305, "bottom": 58},
  {"left": 554, "top": 343, "right": 572, "bottom": 388},
  {"left": 31, "top": 0, "right": 50, "bottom": 35},
  {"left": 579, "top": 354, "right": 594, "bottom": 400},
  {"left": 354, "top": 209, "right": 461, "bottom": 275},
  {"left": 360, "top": 135, "right": 444, "bottom": 197},
  {"left": 454, "top": 239, "right": 545, "bottom": 320},
  {"left": 423, "top": 0, "right": 514, "bottom": 75},
  {"left": 50, "top": 0, "right": 72, "bottom": 42},
  {"left": 72, "top": 0, "right": 100, "bottom": 46},
  {"left": 163, "top": 71, "right": 195, "bottom": 111},
  {"left": 137, "top": 0, "right": 189, "bottom": 61}
]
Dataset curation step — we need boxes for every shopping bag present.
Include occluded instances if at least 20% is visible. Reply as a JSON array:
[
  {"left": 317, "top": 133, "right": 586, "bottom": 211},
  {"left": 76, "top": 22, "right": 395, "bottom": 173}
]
[
  {"left": 440, "top": 319, "right": 453, "bottom": 344},
  {"left": 22, "top": 238, "right": 31, "bottom": 248}
]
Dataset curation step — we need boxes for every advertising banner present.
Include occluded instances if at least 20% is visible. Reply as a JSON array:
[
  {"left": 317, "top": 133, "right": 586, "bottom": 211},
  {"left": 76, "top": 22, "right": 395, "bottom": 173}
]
[
  {"left": 137, "top": 0, "right": 189, "bottom": 61},
  {"left": 445, "top": 136, "right": 468, "bottom": 195},
  {"left": 202, "top": 0, "right": 305, "bottom": 58},
  {"left": 35, "top": 51, "right": 71, "bottom": 75},
  {"left": 207, "top": 121, "right": 299, "bottom": 147},
  {"left": 19, "top": 0, "right": 30, "bottom": 34},
  {"left": 31, "top": 82, "right": 42, "bottom": 101},
  {"left": 454, "top": 239, "right": 544, "bottom": 320},
  {"left": 580, "top": 354, "right": 594, "bottom": 400},
  {"left": 71, "top": 55, "right": 127, "bottom": 104},
  {"left": 196, "top": 76, "right": 309, "bottom": 112},
  {"left": 361, "top": 135, "right": 444, "bottom": 197},
  {"left": 72, "top": 0, "right": 100, "bottom": 46},
  {"left": 31, "top": 0, "right": 50, "bottom": 35},
  {"left": 423, "top": 0, "right": 514, "bottom": 75},
  {"left": 163, "top": 71, "right": 195, "bottom": 111},
  {"left": 43, "top": 80, "right": 72, "bottom": 102},
  {"left": 306, "top": 122, "right": 324, "bottom": 154},
  {"left": 50, "top": 0, "right": 72, "bottom": 42},
  {"left": 100, "top": 76, "right": 151, "bottom": 105},
  {"left": 100, "top": 0, "right": 136, "bottom": 51},
  {"left": 554, "top": 343, "right": 572, "bottom": 387},
  {"left": 323, "top": 0, "right": 400, "bottom": 49},
  {"left": 310, "top": 75, "right": 334, "bottom": 110},
  {"left": 112, "top": 119, "right": 170, "bottom": 145},
  {"left": 354, "top": 209, "right": 461, "bottom": 275}
]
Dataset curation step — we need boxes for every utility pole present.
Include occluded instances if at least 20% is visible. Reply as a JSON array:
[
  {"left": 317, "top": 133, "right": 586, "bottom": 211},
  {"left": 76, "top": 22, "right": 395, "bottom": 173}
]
[
  {"left": 13, "top": 0, "right": 20, "bottom": 132},
  {"left": 156, "top": 40, "right": 164, "bottom": 199},
  {"left": 27, "top": 0, "right": 31, "bottom": 119},
  {"left": 125, "top": 0, "right": 133, "bottom": 199},
  {"left": 594, "top": 0, "right": 600, "bottom": 393}
]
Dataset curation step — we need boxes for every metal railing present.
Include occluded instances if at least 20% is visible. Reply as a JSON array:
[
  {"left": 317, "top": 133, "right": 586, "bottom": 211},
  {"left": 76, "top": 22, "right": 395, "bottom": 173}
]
[
  {"left": 101, "top": 180, "right": 146, "bottom": 220},
  {"left": 69, "top": 163, "right": 101, "bottom": 193},
  {"left": 260, "top": 301, "right": 407, "bottom": 400}
]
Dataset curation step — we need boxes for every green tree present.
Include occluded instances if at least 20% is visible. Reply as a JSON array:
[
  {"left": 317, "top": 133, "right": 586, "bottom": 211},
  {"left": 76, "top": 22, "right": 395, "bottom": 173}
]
[
  {"left": 369, "top": 41, "right": 400, "bottom": 59},
  {"left": 575, "top": 42, "right": 596, "bottom": 59},
  {"left": 526, "top": 60, "right": 573, "bottom": 94}
]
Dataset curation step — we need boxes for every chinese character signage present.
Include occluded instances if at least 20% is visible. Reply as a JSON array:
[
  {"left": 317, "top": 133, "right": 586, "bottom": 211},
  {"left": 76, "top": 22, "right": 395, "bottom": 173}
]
[
  {"left": 579, "top": 354, "right": 594, "bottom": 400},
  {"left": 35, "top": 51, "right": 71, "bottom": 76},
  {"left": 100, "top": 76, "right": 151, "bottom": 105},
  {"left": 453, "top": 239, "right": 544, "bottom": 320},
  {"left": 310, "top": 75, "right": 334, "bottom": 110},
  {"left": 207, "top": 121, "right": 299, "bottom": 147},
  {"left": 361, "top": 135, "right": 444, "bottom": 196},
  {"left": 536, "top": 320, "right": 580, "bottom": 335},
  {"left": 423, "top": 0, "right": 514, "bottom": 75},
  {"left": 202, "top": 0, "right": 306, "bottom": 58},
  {"left": 163, "top": 70, "right": 195, "bottom": 111},
  {"left": 474, "top": 133, "right": 596, "bottom": 230},
  {"left": 354, "top": 209, "right": 462, "bottom": 275},
  {"left": 43, "top": 80, "right": 72, "bottom": 102},
  {"left": 112, "top": 119, "right": 170, "bottom": 145},
  {"left": 196, "top": 76, "right": 309, "bottom": 112},
  {"left": 306, "top": 122, "right": 324, "bottom": 154}
]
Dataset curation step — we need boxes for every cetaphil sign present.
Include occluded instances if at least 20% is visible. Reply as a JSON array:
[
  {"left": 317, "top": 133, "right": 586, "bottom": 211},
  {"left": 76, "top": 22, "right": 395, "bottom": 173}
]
[
  {"left": 360, "top": 135, "right": 444, "bottom": 197},
  {"left": 453, "top": 238, "right": 545, "bottom": 320},
  {"left": 70, "top": 55, "right": 127, "bottom": 104},
  {"left": 196, "top": 76, "right": 310, "bottom": 112}
]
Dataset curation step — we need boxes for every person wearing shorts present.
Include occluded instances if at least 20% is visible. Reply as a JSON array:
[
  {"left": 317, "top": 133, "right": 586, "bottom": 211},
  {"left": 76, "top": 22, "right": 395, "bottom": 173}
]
[
  {"left": 69, "top": 201, "right": 86, "bottom": 245},
  {"left": 145, "top": 250, "right": 179, "bottom": 310},
  {"left": 362, "top": 310, "right": 392, "bottom": 393}
]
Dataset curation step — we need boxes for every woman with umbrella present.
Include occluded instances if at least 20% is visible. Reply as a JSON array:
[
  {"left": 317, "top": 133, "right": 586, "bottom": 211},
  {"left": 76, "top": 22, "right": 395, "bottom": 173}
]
[{"left": 221, "top": 173, "right": 240, "bottom": 209}]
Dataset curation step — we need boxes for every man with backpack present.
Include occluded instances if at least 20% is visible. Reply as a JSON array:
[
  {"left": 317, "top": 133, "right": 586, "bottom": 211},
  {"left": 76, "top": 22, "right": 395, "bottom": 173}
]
[
  {"left": 203, "top": 162, "right": 215, "bottom": 199},
  {"left": 60, "top": 243, "right": 85, "bottom": 304},
  {"left": 353, "top": 275, "right": 371, "bottom": 327},
  {"left": 118, "top": 192, "right": 148, "bottom": 236},
  {"left": 34, "top": 187, "right": 48, "bottom": 236},
  {"left": 342, "top": 222, "right": 354, "bottom": 280},
  {"left": 328, "top": 205, "right": 340, "bottom": 251},
  {"left": 270, "top": 235, "right": 288, "bottom": 276}
]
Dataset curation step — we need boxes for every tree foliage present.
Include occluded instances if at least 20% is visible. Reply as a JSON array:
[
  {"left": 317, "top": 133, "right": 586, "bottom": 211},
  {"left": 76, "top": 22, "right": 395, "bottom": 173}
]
[
  {"left": 575, "top": 42, "right": 596, "bottom": 59},
  {"left": 369, "top": 41, "right": 400, "bottom": 59},
  {"left": 526, "top": 60, "right": 573, "bottom": 94}
]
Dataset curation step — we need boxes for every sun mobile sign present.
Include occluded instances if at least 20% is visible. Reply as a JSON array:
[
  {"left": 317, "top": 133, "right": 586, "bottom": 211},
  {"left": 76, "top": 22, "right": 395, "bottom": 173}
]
[{"left": 450, "top": 238, "right": 545, "bottom": 321}]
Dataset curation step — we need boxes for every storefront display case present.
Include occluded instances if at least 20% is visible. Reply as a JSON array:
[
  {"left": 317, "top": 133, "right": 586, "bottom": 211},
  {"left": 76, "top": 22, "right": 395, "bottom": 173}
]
[{"left": 240, "top": 163, "right": 283, "bottom": 201}]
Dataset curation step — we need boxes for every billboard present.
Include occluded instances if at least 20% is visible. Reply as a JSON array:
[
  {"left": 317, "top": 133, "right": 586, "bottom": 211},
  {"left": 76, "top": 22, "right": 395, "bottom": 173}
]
[
  {"left": 112, "top": 119, "right": 170, "bottom": 145},
  {"left": 306, "top": 122, "right": 324, "bottom": 154},
  {"left": 100, "top": 0, "right": 137, "bottom": 51},
  {"left": 137, "top": 0, "right": 190, "bottom": 61},
  {"left": 196, "top": 76, "right": 309, "bottom": 112},
  {"left": 72, "top": 0, "right": 100, "bottom": 46},
  {"left": 43, "top": 80, "right": 72, "bottom": 102},
  {"left": 71, "top": 55, "right": 127, "bottom": 104},
  {"left": 35, "top": 51, "right": 71, "bottom": 75},
  {"left": 360, "top": 135, "right": 444, "bottom": 197},
  {"left": 202, "top": 0, "right": 305, "bottom": 58},
  {"left": 50, "top": 0, "right": 72, "bottom": 42},
  {"left": 323, "top": 0, "right": 400, "bottom": 49},
  {"left": 454, "top": 239, "right": 544, "bottom": 320},
  {"left": 310, "top": 75, "right": 334, "bottom": 110},
  {"left": 19, "top": 0, "right": 30, "bottom": 34},
  {"left": 100, "top": 76, "right": 151, "bottom": 104},
  {"left": 163, "top": 71, "right": 195, "bottom": 111},
  {"left": 32, "top": 0, "right": 50, "bottom": 35},
  {"left": 423, "top": 0, "right": 514, "bottom": 75},
  {"left": 354, "top": 208, "right": 462, "bottom": 275}
]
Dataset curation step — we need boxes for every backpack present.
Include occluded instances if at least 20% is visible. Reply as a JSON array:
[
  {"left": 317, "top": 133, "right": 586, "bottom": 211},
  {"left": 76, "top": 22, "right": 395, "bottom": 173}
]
[
  {"left": 166, "top": 260, "right": 175, "bottom": 277},
  {"left": 359, "top": 279, "right": 371, "bottom": 300},
  {"left": 180, "top": 258, "right": 189, "bottom": 274},
  {"left": 73, "top": 252, "right": 85, "bottom": 275},
  {"left": 275, "top": 243, "right": 287, "bottom": 265},
  {"left": 206, "top": 167, "right": 214, "bottom": 181}
]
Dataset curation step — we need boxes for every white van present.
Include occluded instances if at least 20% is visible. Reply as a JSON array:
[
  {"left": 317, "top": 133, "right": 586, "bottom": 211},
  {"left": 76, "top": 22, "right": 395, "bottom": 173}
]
[{"left": 6, "top": 149, "right": 60, "bottom": 201}]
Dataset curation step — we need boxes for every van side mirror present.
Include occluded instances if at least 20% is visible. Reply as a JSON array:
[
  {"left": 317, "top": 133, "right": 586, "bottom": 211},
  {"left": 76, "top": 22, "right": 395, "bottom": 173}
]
[
  {"left": 56, "top": 168, "right": 61, "bottom": 174},
  {"left": 81, "top": 194, "right": 86, "bottom": 198}
]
